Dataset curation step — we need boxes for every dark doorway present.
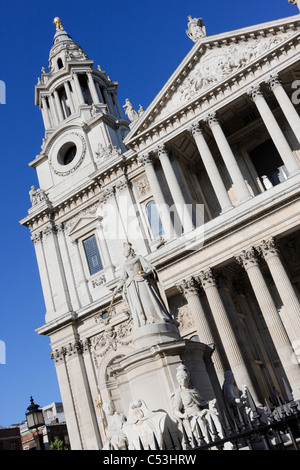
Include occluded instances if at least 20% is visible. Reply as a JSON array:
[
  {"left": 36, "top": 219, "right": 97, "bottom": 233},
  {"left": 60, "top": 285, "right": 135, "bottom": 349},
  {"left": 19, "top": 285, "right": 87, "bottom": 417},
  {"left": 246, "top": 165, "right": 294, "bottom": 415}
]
[{"left": 249, "top": 139, "right": 288, "bottom": 189}]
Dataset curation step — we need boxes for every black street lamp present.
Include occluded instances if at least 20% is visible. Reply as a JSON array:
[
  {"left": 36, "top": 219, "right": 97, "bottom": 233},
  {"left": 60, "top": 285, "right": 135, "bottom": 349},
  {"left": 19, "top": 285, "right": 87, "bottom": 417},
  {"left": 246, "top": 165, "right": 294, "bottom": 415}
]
[{"left": 26, "top": 396, "right": 45, "bottom": 450}]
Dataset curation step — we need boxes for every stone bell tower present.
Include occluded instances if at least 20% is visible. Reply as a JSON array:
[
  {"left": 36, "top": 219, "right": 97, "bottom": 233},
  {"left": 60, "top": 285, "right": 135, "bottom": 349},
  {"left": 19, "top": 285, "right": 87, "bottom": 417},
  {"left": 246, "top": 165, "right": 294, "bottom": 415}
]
[{"left": 25, "top": 17, "right": 131, "bottom": 329}]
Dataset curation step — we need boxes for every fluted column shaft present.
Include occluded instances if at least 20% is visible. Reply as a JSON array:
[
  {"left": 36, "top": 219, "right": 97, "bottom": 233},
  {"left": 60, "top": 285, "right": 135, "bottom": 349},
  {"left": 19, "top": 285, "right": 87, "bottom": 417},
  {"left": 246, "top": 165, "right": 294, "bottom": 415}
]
[
  {"left": 73, "top": 72, "right": 85, "bottom": 106},
  {"left": 139, "top": 153, "right": 175, "bottom": 238},
  {"left": 206, "top": 113, "right": 252, "bottom": 204},
  {"left": 190, "top": 123, "right": 233, "bottom": 213},
  {"left": 267, "top": 74, "right": 300, "bottom": 146},
  {"left": 53, "top": 90, "right": 65, "bottom": 122},
  {"left": 258, "top": 238, "right": 300, "bottom": 345},
  {"left": 236, "top": 248, "right": 300, "bottom": 397},
  {"left": 177, "top": 277, "right": 226, "bottom": 381},
  {"left": 248, "top": 85, "right": 300, "bottom": 177},
  {"left": 64, "top": 81, "right": 75, "bottom": 114},
  {"left": 197, "top": 268, "right": 255, "bottom": 391},
  {"left": 156, "top": 145, "right": 194, "bottom": 234},
  {"left": 87, "top": 72, "right": 100, "bottom": 104},
  {"left": 41, "top": 96, "right": 51, "bottom": 129}
]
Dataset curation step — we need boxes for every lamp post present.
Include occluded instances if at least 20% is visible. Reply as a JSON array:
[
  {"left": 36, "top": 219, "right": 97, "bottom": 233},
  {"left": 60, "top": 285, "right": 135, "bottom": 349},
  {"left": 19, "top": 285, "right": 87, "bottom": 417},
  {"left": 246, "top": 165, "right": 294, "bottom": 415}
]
[{"left": 25, "top": 396, "right": 45, "bottom": 450}]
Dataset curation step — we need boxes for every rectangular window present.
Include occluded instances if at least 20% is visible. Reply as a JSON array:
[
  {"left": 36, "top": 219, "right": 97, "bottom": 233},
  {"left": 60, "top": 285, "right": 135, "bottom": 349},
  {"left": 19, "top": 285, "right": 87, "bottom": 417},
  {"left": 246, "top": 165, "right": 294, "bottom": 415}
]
[{"left": 83, "top": 235, "right": 103, "bottom": 275}]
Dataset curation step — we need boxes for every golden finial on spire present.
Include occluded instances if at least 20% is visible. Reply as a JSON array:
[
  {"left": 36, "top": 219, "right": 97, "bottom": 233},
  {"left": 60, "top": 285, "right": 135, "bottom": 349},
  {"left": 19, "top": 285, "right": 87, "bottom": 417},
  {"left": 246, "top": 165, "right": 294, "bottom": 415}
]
[{"left": 53, "top": 17, "right": 64, "bottom": 31}]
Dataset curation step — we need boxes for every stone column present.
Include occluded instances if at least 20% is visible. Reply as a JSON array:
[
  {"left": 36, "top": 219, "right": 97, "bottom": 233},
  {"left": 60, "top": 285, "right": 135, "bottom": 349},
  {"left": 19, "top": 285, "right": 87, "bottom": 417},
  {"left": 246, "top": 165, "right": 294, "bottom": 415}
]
[
  {"left": 257, "top": 238, "right": 300, "bottom": 353},
  {"left": 64, "top": 341, "right": 102, "bottom": 450},
  {"left": 49, "top": 93, "right": 59, "bottom": 126},
  {"left": 64, "top": 81, "right": 75, "bottom": 114},
  {"left": 87, "top": 72, "right": 100, "bottom": 105},
  {"left": 40, "top": 96, "right": 51, "bottom": 129},
  {"left": 113, "top": 92, "right": 124, "bottom": 119},
  {"left": 41, "top": 222, "right": 73, "bottom": 318},
  {"left": 248, "top": 85, "right": 300, "bottom": 177},
  {"left": 206, "top": 112, "right": 252, "bottom": 204},
  {"left": 51, "top": 347, "right": 83, "bottom": 450},
  {"left": 95, "top": 81, "right": 104, "bottom": 103},
  {"left": 236, "top": 247, "right": 300, "bottom": 397},
  {"left": 31, "top": 231, "right": 55, "bottom": 315},
  {"left": 177, "top": 277, "right": 227, "bottom": 381},
  {"left": 56, "top": 223, "right": 81, "bottom": 311},
  {"left": 138, "top": 153, "right": 176, "bottom": 238},
  {"left": 196, "top": 268, "right": 256, "bottom": 392},
  {"left": 266, "top": 74, "right": 300, "bottom": 146},
  {"left": 155, "top": 144, "right": 194, "bottom": 234},
  {"left": 72, "top": 72, "right": 85, "bottom": 105},
  {"left": 189, "top": 122, "right": 233, "bottom": 213},
  {"left": 53, "top": 90, "right": 65, "bottom": 122}
]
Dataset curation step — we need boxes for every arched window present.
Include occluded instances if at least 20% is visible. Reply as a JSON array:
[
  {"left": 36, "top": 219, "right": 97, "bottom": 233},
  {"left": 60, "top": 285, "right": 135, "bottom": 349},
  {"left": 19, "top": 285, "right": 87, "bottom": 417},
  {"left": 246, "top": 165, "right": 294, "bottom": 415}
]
[{"left": 146, "top": 200, "right": 164, "bottom": 239}]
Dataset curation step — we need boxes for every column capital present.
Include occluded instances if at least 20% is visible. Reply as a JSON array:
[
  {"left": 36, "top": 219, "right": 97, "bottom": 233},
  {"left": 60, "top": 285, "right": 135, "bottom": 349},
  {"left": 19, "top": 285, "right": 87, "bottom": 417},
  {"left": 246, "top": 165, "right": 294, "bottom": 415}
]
[
  {"left": 196, "top": 268, "right": 217, "bottom": 290},
  {"left": 265, "top": 74, "right": 281, "bottom": 90},
  {"left": 31, "top": 231, "right": 43, "bottom": 244},
  {"left": 235, "top": 247, "right": 259, "bottom": 270},
  {"left": 256, "top": 237, "right": 279, "bottom": 261},
  {"left": 205, "top": 112, "right": 219, "bottom": 128},
  {"left": 176, "top": 277, "right": 200, "bottom": 298},
  {"left": 247, "top": 84, "right": 264, "bottom": 102},
  {"left": 154, "top": 143, "right": 169, "bottom": 159},
  {"left": 188, "top": 121, "right": 204, "bottom": 137},
  {"left": 99, "top": 186, "right": 115, "bottom": 205},
  {"left": 138, "top": 152, "right": 155, "bottom": 167}
]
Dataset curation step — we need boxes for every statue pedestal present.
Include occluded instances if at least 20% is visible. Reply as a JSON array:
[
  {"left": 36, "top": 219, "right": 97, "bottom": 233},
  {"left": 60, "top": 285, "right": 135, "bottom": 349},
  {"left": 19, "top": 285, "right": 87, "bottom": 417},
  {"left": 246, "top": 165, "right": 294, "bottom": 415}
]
[
  {"left": 131, "top": 322, "right": 181, "bottom": 349},
  {"left": 109, "top": 335, "right": 221, "bottom": 429}
]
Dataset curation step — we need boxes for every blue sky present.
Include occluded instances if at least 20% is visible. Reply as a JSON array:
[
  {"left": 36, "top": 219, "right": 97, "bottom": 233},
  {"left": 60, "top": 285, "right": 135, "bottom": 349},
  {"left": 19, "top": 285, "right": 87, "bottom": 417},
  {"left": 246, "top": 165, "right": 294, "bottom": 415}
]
[{"left": 0, "top": 0, "right": 296, "bottom": 428}]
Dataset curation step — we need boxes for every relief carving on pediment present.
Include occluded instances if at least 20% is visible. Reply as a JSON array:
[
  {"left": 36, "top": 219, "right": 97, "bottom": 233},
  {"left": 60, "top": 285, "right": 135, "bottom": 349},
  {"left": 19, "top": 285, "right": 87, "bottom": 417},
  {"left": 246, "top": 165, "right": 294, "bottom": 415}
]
[{"left": 155, "top": 31, "right": 294, "bottom": 122}]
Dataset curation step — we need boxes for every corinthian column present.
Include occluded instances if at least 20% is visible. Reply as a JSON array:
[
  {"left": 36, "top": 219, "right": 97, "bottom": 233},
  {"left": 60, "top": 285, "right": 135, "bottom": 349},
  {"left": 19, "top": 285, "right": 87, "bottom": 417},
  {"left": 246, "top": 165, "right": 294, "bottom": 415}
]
[
  {"left": 177, "top": 277, "right": 226, "bottom": 382},
  {"left": 138, "top": 153, "right": 175, "bottom": 238},
  {"left": 196, "top": 268, "right": 255, "bottom": 391},
  {"left": 266, "top": 74, "right": 300, "bottom": 146},
  {"left": 236, "top": 247, "right": 300, "bottom": 397},
  {"left": 206, "top": 112, "right": 252, "bottom": 204},
  {"left": 248, "top": 85, "right": 300, "bottom": 177},
  {"left": 189, "top": 123, "right": 233, "bottom": 213},
  {"left": 257, "top": 238, "right": 300, "bottom": 349},
  {"left": 155, "top": 144, "right": 194, "bottom": 234}
]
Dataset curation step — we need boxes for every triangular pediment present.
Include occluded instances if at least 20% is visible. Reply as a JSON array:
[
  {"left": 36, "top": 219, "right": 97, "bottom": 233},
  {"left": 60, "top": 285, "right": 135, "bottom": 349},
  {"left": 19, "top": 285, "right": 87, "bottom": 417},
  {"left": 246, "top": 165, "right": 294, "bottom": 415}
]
[
  {"left": 125, "top": 15, "right": 300, "bottom": 146},
  {"left": 68, "top": 215, "right": 99, "bottom": 239}
]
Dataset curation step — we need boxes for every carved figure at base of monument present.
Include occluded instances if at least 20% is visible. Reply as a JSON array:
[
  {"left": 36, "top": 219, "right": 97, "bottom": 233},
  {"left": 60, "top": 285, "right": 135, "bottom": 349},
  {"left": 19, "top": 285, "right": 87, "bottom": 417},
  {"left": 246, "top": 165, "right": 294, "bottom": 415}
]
[
  {"left": 123, "top": 399, "right": 168, "bottom": 450},
  {"left": 171, "top": 364, "right": 225, "bottom": 444},
  {"left": 102, "top": 400, "right": 127, "bottom": 450},
  {"left": 113, "top": 243, "right": 177, "bottom": 330}
]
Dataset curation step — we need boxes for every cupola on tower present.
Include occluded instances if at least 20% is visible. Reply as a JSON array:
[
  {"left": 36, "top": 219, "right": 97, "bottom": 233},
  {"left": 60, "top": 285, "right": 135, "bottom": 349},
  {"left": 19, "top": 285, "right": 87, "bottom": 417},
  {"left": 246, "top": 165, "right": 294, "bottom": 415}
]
[{"left": 33, "top": 17, "right": 129, "bottom": 201}]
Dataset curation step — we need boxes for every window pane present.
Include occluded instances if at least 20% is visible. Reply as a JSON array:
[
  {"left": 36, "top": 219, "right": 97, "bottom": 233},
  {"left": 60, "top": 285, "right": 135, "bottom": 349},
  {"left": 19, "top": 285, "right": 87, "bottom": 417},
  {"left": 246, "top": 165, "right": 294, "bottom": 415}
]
[
  {"left": 83, "top": 235, "right": 103, "bottom": 275},
  {"left": 146, "top": 201, "right": 164, "bottom": 239}
]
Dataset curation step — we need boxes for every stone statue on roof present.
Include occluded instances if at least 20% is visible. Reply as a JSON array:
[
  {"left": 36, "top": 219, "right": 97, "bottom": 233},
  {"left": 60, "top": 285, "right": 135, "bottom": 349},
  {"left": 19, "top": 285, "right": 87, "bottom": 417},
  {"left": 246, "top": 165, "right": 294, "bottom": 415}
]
[
  {"left": 186, "top": 16, "right": 206, "bottom": 42},
  {"left": 289, "top": 0, "right": 300, "bottom": 11}
]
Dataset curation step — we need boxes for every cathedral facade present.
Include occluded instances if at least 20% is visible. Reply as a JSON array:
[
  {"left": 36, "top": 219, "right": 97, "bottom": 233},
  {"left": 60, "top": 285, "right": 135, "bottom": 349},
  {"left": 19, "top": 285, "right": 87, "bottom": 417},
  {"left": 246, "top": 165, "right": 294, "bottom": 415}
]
[{"left": 21, "top": 10, "right": 300, "bottom": 449}]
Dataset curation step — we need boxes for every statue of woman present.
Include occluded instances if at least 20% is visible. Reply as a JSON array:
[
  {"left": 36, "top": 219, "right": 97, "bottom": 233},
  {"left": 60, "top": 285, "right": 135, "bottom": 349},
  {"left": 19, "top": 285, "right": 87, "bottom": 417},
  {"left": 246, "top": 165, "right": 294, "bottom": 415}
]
[
  {"left": 171, "top": 364, "right": 224, "bottom": 442},
  {"left": 113, "top": 243, "right": 176, "bottom": 329}
]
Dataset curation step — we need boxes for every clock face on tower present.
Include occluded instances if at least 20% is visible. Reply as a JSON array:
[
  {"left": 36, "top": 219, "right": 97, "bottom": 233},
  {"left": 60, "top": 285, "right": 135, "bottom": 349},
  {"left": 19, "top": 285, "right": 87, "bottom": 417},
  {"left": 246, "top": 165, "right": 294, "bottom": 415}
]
[{"left": 48, "top": 131, "right": 87, "bottom": 176}]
